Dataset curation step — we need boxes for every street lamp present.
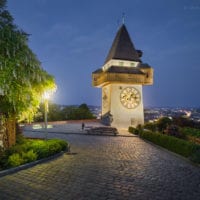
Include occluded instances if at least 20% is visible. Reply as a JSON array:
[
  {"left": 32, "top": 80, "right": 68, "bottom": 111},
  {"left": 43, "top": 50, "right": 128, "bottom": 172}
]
[{"left": 43, "top": 91, "right": 51, "bottom": 140}]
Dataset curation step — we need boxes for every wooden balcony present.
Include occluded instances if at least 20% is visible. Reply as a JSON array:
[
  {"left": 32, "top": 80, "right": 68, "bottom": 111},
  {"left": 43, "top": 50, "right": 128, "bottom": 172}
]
[{"left": 92, "top": 71, "right": 153, "bottom": 87}]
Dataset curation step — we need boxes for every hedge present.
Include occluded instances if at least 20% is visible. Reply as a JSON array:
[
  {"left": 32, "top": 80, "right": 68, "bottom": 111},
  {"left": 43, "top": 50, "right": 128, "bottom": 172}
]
[
  {"left": 140, "top": 130, "right": 200, "bottom": 161},
  {"left": 128, "top": 127, "right": 139, "bottom": 135},
  {"left": 181, "top": 127, "right": 200, "bottom": 138}
]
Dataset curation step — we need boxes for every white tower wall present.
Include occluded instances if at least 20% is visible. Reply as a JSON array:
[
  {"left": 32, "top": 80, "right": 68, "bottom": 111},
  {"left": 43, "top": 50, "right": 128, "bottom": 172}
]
[{"left": 104, "top": 84, "right": 144, "bottom": 129}]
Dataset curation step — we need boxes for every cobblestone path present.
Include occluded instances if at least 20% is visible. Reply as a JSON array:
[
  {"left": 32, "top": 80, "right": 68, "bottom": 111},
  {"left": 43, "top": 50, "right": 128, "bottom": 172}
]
[{"left": 0, "top": 133, "right": 200, "bottom": 200}]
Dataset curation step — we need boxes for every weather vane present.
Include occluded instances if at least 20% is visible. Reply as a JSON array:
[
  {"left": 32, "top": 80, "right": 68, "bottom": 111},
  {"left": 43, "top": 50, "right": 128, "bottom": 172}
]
[
  {"left": 122, "top": 12, "right": 125, "bottom": 24},
  {"left": 116, "top": 13, "right": 126, "bottom": 28}
]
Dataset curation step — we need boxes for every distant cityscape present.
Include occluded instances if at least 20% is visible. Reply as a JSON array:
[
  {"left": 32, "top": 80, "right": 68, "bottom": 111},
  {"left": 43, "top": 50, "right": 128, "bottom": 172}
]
[{"left": 89, "top": 106, "right": 200, "bottom": 123}]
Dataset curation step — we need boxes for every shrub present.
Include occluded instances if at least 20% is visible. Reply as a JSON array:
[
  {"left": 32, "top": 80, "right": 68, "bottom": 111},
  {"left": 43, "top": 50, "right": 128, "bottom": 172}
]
[
  {"left": 0, "top": 138, "right": 68, "bottom": 169},
  {"left": 164, "top": 125, "right": 186, "bottom": 139},
  {"left": 140, "top": 130, "right": 198, "bottom": 158},
  {"left": 172, "top": 116, "right": 200, "bottom": 128},
  {"left": 57, "top": 139, "right": 68, "bottom": 151},
  {"left": 5, "top": 144, "right": 25, "bottom": 156},
  {"left": 143, "top": 122, "right": 157, "bottom": 132},
  {"left": 181, "top": 127, "right": 200, "bottom": 138},
  {"left": 156, "top": 117, "right": 172, "bottom": 132},
  {"left": 128, "top": 126, "right": 134, "bottom": 133},
  {"left": 128, "top": 127, "right": 139, "bottom": 135},
  {"left": 21, "top": 150, "right": 37, "bottom": 163},
  {"left": 47, "top": 140, "right": 62, "bottom": 156},
  {"left": 29, "top": 141, "right": 50, "bottom": 159},
  {"left": 7, "top": 153, "right": 24, "bottom": 168},
  {"left": 16, "top": 134, "right": 27, "bottom": 144},
  {"left": 29, "top": 139, "right": 68, "bottom": 159},
  {"left": 47, "top": 139, "right": 68, "bottom": 151},
  {"left": 189, "top": 145, "right": 200, "bottom": 163},
  {"left": 6, "top": 150, "right": 37, "bottom": 168}
]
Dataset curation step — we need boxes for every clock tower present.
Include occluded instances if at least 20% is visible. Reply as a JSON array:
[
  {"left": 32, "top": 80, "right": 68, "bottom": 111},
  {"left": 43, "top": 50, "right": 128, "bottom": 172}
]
[{"left": 92, "top": 24, "right": 153, "bottom": 129}]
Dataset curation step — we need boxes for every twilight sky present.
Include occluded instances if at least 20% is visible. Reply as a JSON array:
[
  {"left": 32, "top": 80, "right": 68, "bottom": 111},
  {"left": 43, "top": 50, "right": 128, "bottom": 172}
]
[{"left": 7, "top": 0, "right": 200, "bottom": 107}]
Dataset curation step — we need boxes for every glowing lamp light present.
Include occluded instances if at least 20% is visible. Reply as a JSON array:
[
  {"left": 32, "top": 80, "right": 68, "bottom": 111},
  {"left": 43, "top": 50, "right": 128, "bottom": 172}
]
[
  {"left": 42, "top": 89, "right": 56, "bottom": 140},
  {"left": 43, "top": 91, "right": 51, "bottom": 100}
]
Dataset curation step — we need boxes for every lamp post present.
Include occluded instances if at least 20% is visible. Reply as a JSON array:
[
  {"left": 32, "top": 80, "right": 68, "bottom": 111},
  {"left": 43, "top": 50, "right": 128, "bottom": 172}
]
[{"left": 43, "top": 91, "right": 51, "bottom": 140}]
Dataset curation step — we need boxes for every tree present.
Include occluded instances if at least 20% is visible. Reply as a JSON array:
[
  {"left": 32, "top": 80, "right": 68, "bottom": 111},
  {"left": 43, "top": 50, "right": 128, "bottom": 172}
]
[
  {"left": 156, "top": 117, "right": 172, "bottom": 132},
  {"left": 143, "top": 122, "right": 157, "bottom": 132},
  {"left": 172, "top": 116, "right": 200, "bottom": 129},
  {"left": 34, "top": 102, "right": 65, "bottom": 122},
  {"left": 0, "top": 1, "right": 56, "bottom": 147},
  {"left": 65, "top": 104, "right": 96, "bottom": 120},
  {"left": 34, "top": 103, "right": 96, "bottom": 122}
]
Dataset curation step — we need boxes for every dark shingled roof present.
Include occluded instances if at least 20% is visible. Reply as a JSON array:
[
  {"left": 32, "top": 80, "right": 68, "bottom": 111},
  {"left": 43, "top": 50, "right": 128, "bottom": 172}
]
[
  {"left": 92, "top": 68, "right": 103, "bottom": 73},
  {"left": 104, "top": 24, "right": 141, "bottom": 63},
  {"left": 138, "top": 63, "right": 151, "bottom": 68}
]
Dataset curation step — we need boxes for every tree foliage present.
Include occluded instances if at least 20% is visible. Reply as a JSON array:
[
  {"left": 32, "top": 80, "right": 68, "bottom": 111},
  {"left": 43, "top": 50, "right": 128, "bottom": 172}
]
[
  {"left": 66, "top": 104, "right": 96, "bottom": 120},
  {"left": 0, "top": 0, "right": 56, "bottom": 121},
  {"left": 172, "top": 117, "right": 200, "bottom": 129},
  {"left": 34, "top": 102, "right": 65, "bottom": 122},
  {"left": 34, "top": 103, "right": 96, "bottom": 122},
  {"left": 156, "top": 117, "right": 172, "bottom": 132}
]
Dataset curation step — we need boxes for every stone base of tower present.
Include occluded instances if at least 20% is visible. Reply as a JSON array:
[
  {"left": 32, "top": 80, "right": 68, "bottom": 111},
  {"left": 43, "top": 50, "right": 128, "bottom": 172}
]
[
  {"left": 110, "top": 111, "right": 144, "bottom": 129},
  {"left": 101, "top": 84, "right": 144, "bottom": 129}
]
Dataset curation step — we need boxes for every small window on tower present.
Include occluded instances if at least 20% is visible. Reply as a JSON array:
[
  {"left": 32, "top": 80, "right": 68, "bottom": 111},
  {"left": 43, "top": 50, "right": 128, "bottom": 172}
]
[
  {"left": 131, "top": 118, "right": 135, "bottom": 126},
  {"left": 119, "top": 62, "right": 124, "bottom": 66},
  {"left": 130, "top": 62, "right": 135, "bottom": 67}
]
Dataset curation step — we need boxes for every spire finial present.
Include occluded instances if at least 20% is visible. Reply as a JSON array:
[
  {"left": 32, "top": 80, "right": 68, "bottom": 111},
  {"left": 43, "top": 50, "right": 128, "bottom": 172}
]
[{"left": 122, "top": 12, "right": 125, "bottom": 24}]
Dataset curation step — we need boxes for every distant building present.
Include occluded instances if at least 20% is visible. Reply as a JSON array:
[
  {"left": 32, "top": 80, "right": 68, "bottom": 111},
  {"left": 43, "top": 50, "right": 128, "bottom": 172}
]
[{"left": 92, "top": 24, "right": 154, "bottom": 128}]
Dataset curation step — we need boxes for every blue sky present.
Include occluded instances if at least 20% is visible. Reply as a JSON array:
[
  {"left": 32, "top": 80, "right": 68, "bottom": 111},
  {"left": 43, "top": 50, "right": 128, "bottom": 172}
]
[{"left": 7, "top": 0, "right": 200, "bottom": 107}]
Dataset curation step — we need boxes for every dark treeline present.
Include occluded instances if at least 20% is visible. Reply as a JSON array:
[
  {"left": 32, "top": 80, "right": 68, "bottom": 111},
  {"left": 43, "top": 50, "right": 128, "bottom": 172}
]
[{"left": 34, "top": 103, "right": 96, "bottom": 122}]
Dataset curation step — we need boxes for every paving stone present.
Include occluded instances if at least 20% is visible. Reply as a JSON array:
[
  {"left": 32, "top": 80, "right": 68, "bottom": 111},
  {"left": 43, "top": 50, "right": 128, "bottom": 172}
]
[{"left": 0, "top": 129, "right": 200, "bottom": 199}]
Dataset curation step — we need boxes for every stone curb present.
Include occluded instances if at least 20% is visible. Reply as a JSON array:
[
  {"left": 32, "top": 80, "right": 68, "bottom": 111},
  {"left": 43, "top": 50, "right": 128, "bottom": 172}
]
[
  {"left": 25, "top": 130, "right": 135, "bottom": 137},
  {"left": 54, "top": 132, "right": 135, "bottom": 137},
  {"left": 25, "top": 130, "right": 86, "bottom": 135},
  {"left": 0, "top": 150, "right": 68, "bottom": 178}
]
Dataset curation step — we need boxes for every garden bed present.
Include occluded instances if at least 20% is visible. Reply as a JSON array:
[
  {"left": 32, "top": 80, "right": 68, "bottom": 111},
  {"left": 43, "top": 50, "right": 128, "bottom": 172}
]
[{"left": 0, "top": 135, "right": 69, "bottom": 170}]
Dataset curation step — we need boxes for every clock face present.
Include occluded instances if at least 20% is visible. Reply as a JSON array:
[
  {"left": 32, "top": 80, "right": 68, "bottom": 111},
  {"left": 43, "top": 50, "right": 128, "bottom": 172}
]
[{"left": 120, "top": 87, "right": 141, "bottom": 109}]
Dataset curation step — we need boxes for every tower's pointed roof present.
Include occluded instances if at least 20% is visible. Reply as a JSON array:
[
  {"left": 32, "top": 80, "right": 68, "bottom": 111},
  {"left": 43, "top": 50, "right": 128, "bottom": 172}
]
[{"left": 105, "top": 24, "right": 141, "bottom": 63}]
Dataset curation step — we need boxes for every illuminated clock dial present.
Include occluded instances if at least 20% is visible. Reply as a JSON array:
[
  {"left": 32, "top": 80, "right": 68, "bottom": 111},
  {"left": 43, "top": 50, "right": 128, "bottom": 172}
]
[{"left": 120, "top": 87, "right": 141, "bottom": 109}]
